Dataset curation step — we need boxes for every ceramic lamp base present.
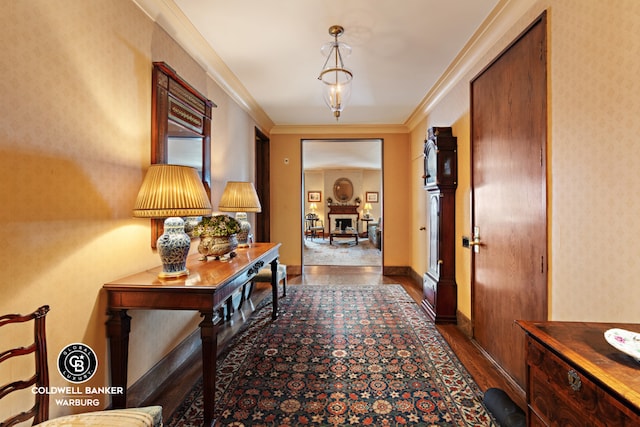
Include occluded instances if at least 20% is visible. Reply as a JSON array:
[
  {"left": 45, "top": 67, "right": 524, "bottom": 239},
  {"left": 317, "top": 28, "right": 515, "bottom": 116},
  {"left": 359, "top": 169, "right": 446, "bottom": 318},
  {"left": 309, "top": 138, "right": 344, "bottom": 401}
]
[
  {"left": 156, "top": 217, "right": 191, "bottom": 278},
  {"left": 158, "top": 269, "right": 189, "bottom": 279},
  {"left": 235, "top": 212, "right": 251, "bottom": 247}
]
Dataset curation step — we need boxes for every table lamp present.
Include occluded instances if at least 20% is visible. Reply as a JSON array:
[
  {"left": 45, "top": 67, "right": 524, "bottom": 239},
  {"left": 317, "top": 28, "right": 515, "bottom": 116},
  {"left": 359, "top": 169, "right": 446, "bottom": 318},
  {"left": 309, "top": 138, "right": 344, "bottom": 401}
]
[
  {"left": 309, "top": 203, "right": 318, "bottom": 214},
  {"left": 133, "top": 164, "right": 212, "bottom": 278},
  {"left": 218, "top": 181, "right": 262, "bottom": 247},
  {"left": 364, "top": 203, "right": 372, "bottom": 218}
]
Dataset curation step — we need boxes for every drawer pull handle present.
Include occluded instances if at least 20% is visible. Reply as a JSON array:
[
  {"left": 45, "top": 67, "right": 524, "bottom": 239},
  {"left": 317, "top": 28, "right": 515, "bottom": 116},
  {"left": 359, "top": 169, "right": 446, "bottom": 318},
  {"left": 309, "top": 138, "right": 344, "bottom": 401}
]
[
  {"left": 247, "top": 260, "right": 265, "bottom": 276},
  {"left": 567, "top": 369, "right": 582, "bottom": 391}
]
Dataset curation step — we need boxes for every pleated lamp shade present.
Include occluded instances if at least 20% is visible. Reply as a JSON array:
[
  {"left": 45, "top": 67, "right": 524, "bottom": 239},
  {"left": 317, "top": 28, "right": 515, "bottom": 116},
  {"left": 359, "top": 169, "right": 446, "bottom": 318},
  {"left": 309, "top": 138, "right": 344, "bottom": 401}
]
[
  {"left": 133, "top": 164, "right": 212, "bottom": 218},
  {"left": 218, "top": 182, "right": 262, "bottom": 213}
]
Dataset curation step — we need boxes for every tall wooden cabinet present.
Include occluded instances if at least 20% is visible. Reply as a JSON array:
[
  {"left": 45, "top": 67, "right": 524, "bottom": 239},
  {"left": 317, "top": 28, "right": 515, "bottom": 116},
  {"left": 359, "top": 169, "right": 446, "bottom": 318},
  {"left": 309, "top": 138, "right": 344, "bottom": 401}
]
[{"left": 422, "top": 127, "right": 457, "bottom": 323}]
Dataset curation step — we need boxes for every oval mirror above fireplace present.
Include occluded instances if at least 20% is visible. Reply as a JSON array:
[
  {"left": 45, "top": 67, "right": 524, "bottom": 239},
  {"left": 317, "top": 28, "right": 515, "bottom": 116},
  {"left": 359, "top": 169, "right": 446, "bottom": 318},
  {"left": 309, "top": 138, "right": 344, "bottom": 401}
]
[{"left": 333, "top": 177, "right": 353, "bottom": 203}]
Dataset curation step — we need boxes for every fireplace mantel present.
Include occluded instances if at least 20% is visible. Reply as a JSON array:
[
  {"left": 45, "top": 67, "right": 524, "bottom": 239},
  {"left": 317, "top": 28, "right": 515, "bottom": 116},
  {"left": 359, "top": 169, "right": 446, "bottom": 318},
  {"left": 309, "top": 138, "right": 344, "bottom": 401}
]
[
  {"left": 328, "top": 205, "right": 360, "bottom": 229},
  {"left": 328, "top": 205, "right": 360, "bottom": 215}
]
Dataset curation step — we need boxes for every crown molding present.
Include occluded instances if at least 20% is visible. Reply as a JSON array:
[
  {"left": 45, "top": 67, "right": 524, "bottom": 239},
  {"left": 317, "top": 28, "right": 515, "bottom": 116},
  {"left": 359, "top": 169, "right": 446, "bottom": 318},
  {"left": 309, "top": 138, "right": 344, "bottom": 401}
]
[
  {"left": 270, "top": 124, "right": 409, "bottom": 135},
  {"left": 132, "top": 0, "right": 274, "bottom": 132},
  {"left": 405, "top": 0, "right": 536, "bottom": 132},
  {"left": 133, "top": 0, "right": 533, "bottom": 136}
]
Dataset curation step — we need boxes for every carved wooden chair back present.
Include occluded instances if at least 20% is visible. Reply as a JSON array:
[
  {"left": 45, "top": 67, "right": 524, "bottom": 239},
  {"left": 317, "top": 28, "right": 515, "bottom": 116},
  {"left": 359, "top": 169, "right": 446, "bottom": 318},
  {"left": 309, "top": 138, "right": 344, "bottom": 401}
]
[
  {"left": 1, "top": 306, "right": 163, "bottom": 427},
  {"left": 0, "top": 305, "right": 50, "bottom": 426}
]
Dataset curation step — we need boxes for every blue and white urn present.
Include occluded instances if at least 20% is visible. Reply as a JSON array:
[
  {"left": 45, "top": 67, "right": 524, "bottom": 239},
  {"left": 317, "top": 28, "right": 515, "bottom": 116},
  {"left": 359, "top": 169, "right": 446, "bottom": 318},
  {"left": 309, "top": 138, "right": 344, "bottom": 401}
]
[{"left": 156, "top": 217, "right": 191, "bottom": 278}]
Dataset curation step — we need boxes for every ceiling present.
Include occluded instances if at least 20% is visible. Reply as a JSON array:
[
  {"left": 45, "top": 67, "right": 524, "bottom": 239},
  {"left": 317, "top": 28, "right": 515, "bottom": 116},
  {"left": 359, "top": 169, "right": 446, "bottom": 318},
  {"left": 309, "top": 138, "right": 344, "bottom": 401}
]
[
  {"left": 136, "top": 0, "right": 501, "bottom": 128},
  {"left": 303, "top": 139, "right": 382, "bottom": 170}
]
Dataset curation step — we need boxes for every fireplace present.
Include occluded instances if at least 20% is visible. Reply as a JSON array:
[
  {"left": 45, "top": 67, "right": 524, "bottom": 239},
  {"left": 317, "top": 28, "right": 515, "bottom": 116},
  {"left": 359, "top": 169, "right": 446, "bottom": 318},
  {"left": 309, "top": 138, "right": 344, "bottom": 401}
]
[
  {"left": 335, "top": 218, "right": 352, "bottom": 231},
  {"left": 328, "top": 205, "right": 360, "bottom": 232}
]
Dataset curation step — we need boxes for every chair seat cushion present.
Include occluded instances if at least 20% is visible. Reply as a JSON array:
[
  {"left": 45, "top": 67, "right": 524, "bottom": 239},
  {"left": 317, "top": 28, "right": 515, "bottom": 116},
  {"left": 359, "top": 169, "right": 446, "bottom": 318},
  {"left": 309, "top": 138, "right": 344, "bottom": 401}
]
[
  {"left": 34, "top": 406, "right": 163, "bottom": 427},
  {"left": 253, "top": 264, "right": 286, "bottom": 282}
]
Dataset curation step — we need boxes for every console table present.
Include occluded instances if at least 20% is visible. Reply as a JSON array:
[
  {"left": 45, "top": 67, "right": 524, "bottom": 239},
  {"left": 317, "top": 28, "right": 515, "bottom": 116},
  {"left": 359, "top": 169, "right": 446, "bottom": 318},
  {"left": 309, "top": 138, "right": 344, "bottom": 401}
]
[
  {"left": 104, "top": 242, "right": 281, "bottom": 427},
  {"left": 517, "top": 320, "right": 640, "bottom": 426}
]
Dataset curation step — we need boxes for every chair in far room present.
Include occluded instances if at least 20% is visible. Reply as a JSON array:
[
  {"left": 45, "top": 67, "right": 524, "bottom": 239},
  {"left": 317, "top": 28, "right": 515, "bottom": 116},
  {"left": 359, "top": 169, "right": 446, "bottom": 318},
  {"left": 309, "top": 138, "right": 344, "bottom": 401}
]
[
  {"left": 368, "top": 217, "right": 382, "bottom": 249},
  {"left": 305, "top": 214, "right": 325, "bottom": 240},
  {"left": 308, "top": 219, "right": 325, "bottom": 240},
  {"left": 0, "top": 305, "right": 163, "bottom": 427}
]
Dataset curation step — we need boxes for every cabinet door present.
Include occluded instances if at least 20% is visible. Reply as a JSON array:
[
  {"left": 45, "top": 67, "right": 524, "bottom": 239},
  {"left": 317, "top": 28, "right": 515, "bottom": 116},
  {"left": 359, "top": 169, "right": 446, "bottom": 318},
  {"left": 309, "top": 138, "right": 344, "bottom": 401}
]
[{"left": 428, "top": 192, "right": 440, "bottom": 279}]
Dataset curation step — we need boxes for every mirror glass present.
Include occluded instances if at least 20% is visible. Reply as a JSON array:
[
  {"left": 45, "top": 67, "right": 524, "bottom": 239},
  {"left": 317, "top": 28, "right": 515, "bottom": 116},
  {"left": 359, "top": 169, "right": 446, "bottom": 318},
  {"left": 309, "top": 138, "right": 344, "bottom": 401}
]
[
  {"left": 167, "top": 137, "right": 203, "bottom": 173},
  {"left": 333, "top": 177, "right": 354, "bottom": 202}
]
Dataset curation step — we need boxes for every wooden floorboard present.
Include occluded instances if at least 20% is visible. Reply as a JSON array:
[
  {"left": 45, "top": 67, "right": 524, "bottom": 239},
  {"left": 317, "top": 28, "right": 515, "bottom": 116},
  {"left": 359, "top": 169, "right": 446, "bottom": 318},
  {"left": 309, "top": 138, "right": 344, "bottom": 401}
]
[{"left": 145, "top": 267, "right": 525, "bottom": 422}]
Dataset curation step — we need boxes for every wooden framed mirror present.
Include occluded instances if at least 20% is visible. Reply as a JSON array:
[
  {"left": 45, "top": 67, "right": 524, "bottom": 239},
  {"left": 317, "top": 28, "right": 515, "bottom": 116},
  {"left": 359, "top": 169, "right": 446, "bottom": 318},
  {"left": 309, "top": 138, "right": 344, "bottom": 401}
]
[
  {"left": 150, "top": 62, "right": 215, "bottom": 247},
  {"left": 333, "top": 177, "right": 354, "bottom": 203}
]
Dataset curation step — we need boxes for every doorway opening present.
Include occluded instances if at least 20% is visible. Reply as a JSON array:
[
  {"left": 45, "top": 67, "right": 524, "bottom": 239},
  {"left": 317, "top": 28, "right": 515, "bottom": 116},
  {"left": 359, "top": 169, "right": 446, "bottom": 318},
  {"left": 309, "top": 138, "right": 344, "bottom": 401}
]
[
  {"left": 254, "top": 128, "right": 270, "bottom": 242},
  {"left": 301, "top": 139, "right": 383, "bottom": 268}
]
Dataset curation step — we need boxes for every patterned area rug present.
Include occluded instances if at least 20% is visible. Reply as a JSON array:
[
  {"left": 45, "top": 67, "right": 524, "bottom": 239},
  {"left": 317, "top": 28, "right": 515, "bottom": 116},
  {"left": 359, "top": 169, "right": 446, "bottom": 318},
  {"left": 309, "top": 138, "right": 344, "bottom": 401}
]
[
  {"left": 303, "top": 238, "right": 381, "bottom": 266},
  {"left": 167, "top": 286, "right": 496, "bottom": 426}
]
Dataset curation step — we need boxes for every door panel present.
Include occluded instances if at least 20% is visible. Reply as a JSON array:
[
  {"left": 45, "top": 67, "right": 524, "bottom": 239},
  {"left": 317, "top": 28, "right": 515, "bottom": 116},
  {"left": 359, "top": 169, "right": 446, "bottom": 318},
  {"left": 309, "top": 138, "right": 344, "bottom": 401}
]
[
  {"left": 471, "top": 14, "right": 547, "bottom": 388},
  {"left": 255, "top": 128, "right": 270, "bottom": 242}
]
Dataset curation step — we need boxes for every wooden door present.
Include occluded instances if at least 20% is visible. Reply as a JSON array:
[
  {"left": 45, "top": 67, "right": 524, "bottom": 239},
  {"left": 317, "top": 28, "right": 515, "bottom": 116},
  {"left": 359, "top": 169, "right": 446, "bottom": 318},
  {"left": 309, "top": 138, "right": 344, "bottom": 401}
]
[{"left": 471, "top": 14, "right": 547, "bottom": 388}]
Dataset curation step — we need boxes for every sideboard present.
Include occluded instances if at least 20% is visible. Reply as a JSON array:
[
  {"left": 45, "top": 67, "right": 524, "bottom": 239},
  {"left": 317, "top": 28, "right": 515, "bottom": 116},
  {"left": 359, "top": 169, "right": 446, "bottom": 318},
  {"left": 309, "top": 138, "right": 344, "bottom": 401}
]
[
  {"left": 104, "top": 243, "right": 281, "bottom": 427},
  {"left": 516, "top": 320, "right": 640, "bottom": 426}
]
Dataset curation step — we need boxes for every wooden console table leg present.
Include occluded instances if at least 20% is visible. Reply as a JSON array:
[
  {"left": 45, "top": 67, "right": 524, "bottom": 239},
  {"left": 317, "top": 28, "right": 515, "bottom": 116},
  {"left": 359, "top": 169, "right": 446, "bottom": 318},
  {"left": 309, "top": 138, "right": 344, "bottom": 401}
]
[
  {"left": 225, "top": 297, "right": 233, "bottom": 321},
  {"left": 270, "top": 259, "right": 279, "bottom": 320},
  {"left": 199, "top": 310, "right": 217, "bottom": 427},
  {"left": 106, "top": 309, "right": 131, "bottom": 409}
]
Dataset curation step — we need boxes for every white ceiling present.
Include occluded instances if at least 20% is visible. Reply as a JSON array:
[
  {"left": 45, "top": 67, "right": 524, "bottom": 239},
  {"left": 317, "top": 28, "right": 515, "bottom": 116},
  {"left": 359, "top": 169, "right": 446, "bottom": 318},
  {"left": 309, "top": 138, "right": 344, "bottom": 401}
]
[
  {"left": 136, "top": 0, "right": 500, "bottom": 127},
  {"left": 303, "top": 139, "right": 382, "bottom": 170}
]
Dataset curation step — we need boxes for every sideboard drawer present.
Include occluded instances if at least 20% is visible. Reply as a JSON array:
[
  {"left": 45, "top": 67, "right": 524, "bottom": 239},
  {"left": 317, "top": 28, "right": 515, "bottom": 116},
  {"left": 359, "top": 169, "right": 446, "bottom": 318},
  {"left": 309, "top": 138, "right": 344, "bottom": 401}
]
[{"left": 527, "top": 337, "right": 639, "bottom": 426}]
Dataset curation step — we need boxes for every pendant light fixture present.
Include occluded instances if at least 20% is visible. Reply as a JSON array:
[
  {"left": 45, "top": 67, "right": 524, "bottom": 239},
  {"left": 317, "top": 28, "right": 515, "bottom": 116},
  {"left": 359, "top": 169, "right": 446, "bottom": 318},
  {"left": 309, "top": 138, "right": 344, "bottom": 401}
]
[{"left": 318, "top": 25, "right": 353, "bottom": 121}]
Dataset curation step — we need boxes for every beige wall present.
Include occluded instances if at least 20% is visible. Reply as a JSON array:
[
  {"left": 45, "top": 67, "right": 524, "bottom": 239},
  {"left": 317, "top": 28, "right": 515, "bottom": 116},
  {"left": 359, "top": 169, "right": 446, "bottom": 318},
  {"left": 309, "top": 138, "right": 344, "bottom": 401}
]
[
  {"left": 548, "top": 0, "right": 640, "bottom": 320},
  {"left": 0, "top": 0, "right": 259, "bottom": 418},
  {"left": 409, "top": 0, "right": 640, "bottom": 322},
  {"left": 270, "top": 131, "right": 410, "bottom": 269}
]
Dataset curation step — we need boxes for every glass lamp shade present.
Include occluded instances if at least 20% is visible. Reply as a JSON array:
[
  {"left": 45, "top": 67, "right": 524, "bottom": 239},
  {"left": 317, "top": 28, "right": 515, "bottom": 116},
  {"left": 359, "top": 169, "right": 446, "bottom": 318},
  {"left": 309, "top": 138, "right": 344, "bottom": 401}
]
[
  {"left": 320, "top": 78, "right": 352, "bottom": 119},
  {"left": 320, "top": 40, "right": 351, "bottom": 59},
  {"left": 133, "top": 164, "right": 212, "bottom": 278},
  {"left": 218, "top": 182, "right": 262, "bottom": 247},
  {"left": 318, "top": 33, "right": 353, "bottom": 120}
]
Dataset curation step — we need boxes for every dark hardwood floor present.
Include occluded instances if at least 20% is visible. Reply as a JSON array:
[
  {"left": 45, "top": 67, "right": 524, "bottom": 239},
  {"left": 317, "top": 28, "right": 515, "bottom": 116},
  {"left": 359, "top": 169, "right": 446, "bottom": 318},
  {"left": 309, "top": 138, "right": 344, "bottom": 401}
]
[{"left": 144, "top": 266, "right": 525, "bottom": 422}]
